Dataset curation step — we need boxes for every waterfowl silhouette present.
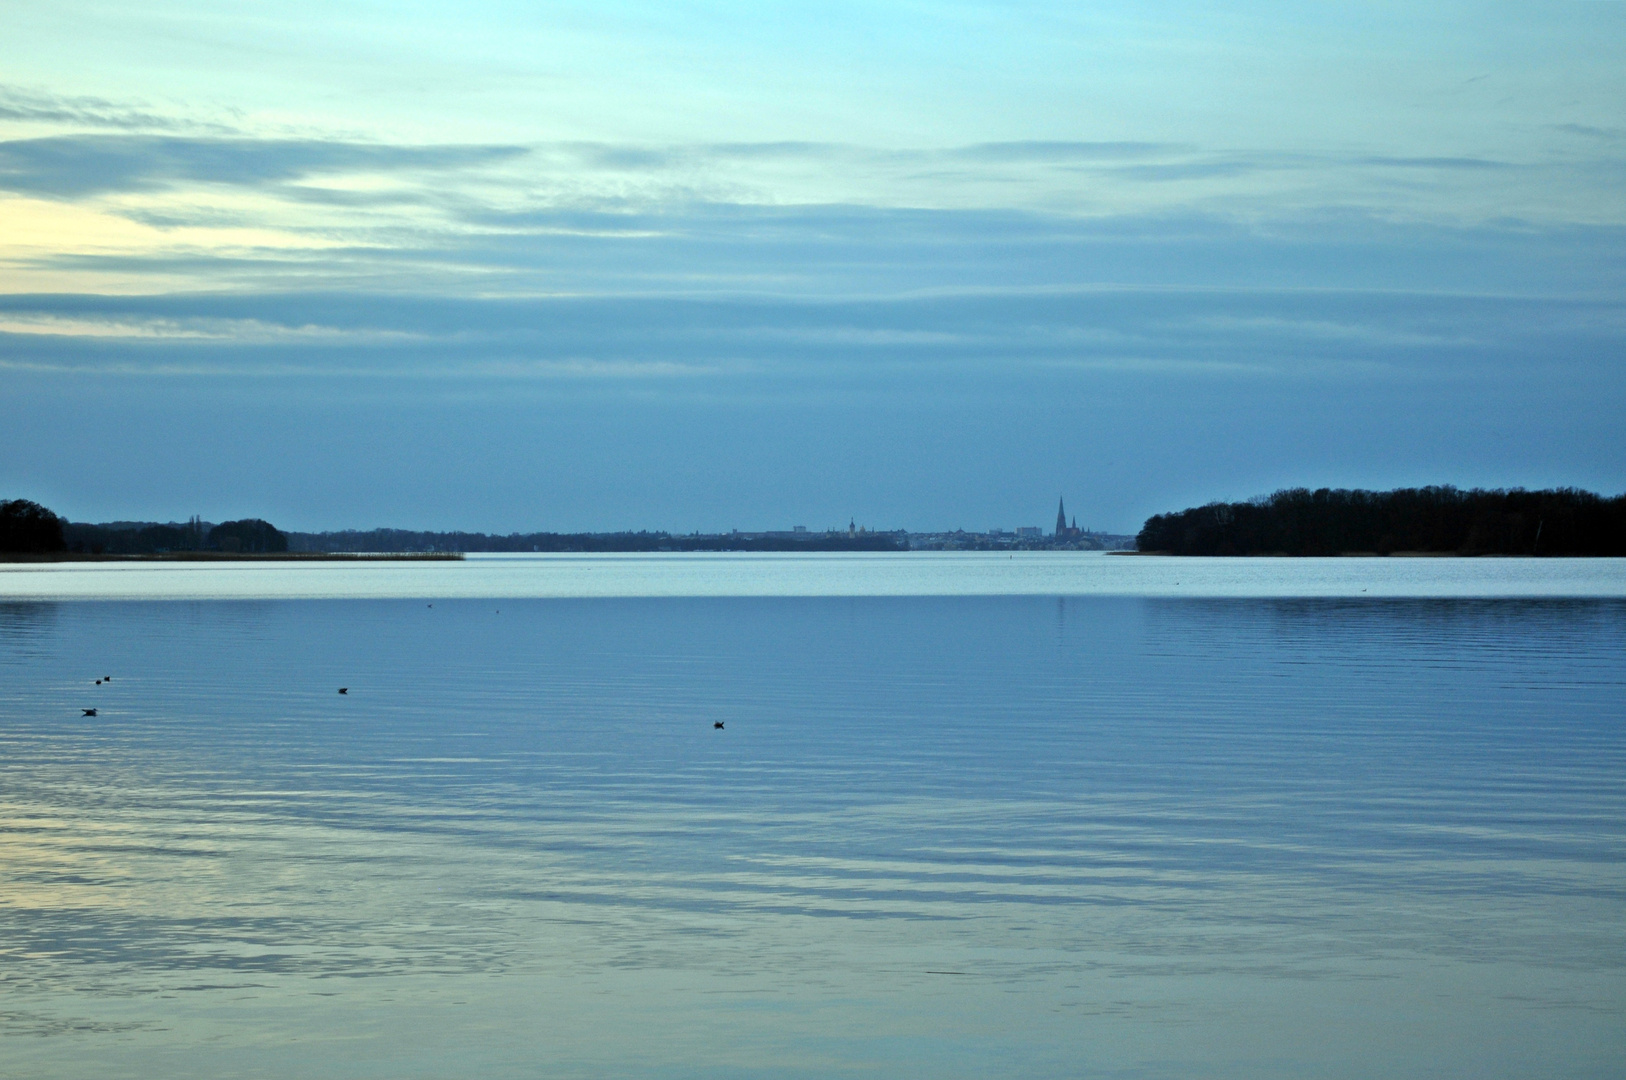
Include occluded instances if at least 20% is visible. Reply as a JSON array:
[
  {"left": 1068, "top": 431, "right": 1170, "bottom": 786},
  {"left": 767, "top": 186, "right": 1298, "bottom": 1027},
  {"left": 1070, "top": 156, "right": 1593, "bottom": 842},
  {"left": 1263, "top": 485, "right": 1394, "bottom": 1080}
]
[
  {"left": 96, "top": 679, "right": 102, "bottom": 685},
  {"left": 713, "top": 721, "right": 724, "bottom": 729},
  {"left": 83, "top": 708, "right": 97, "bottom": 716},
  {"left": 338, "top": 687, "right": 348, "bottom": 695}
]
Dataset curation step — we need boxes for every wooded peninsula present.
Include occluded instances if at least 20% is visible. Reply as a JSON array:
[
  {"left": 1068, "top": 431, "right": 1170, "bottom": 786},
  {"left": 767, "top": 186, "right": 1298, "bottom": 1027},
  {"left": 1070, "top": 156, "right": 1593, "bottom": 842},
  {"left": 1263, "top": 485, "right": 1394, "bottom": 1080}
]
[{"left": 1135, "top": 486, "right": 1626, "bottom": 556}]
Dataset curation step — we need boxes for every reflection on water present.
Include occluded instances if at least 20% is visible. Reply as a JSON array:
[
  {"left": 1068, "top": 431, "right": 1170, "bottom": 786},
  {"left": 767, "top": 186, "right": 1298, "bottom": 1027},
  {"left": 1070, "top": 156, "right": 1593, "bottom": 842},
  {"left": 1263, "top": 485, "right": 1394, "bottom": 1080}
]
[
  {"left": 0, "top": 601, "right": 58, "bottom": 656},
  {"left": 2, "top": 595, "right": 1624, "bottom": 1079}
]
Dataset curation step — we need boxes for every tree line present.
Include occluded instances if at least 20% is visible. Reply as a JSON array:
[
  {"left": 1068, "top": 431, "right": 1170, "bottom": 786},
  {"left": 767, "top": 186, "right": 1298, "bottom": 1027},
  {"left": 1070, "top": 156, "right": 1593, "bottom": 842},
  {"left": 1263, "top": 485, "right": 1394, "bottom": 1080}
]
[
  {"left": 1, "top": 502, "right": 904, "bottom": 554},
  {"left": 20, "top": 489, "right": 1623, "bottom": 558},
  {"left": 1136, "top": 486, "right": 1626, "bottom": 556},
  {"left": 286, "top": 528, "right": 908, "bottom": 553},
  {"left": 0, "top": 501, "right": 287, "bottom": 554}
]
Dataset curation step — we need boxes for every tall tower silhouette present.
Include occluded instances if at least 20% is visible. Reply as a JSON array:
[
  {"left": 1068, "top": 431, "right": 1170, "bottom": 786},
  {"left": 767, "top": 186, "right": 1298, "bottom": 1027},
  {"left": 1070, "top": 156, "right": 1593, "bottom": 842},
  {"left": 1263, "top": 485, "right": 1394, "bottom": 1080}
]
[{"left": 1055, "top": 498, "right": 1068, "bottom": 537}]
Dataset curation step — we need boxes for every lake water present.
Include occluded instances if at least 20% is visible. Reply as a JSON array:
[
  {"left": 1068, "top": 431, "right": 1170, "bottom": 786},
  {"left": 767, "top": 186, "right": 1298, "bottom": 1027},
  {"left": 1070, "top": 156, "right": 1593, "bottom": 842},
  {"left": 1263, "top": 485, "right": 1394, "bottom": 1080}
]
[
  {"left": 2, "top": 555, "right": 1624, "bottom": 1078},
  {"left": 4, "top": 551, "right": 1626, "bottom": 600}
]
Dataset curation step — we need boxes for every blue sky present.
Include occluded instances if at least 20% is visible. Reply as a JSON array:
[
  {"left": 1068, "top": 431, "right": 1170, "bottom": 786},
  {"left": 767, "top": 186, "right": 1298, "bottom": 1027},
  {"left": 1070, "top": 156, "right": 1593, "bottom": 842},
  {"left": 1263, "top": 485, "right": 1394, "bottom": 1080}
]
[{"left": 2, "top": 1, "right": 1622, "bottom": 532}]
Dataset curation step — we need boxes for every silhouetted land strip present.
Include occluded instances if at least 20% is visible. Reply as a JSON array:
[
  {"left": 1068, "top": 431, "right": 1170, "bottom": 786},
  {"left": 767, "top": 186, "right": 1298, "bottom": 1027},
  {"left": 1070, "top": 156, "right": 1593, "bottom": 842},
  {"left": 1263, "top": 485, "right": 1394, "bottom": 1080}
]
[
  {"left": 3, "top": 502, "right": 459, "bottom": 558},
  {"left": 2, "top": 552, "right": 463, "bottom": 563},
  {"left": 2, "top": 501, "right": 909, "bottom": 556},
  {"left": 62, "top": 516, "right": 291, "bottom": 555},
  {"left": 1137, "top": 487, "right": 1626, "bottom": 556},
  {"left": 286, "top": 529, "right": 909, "bottom": 553}
]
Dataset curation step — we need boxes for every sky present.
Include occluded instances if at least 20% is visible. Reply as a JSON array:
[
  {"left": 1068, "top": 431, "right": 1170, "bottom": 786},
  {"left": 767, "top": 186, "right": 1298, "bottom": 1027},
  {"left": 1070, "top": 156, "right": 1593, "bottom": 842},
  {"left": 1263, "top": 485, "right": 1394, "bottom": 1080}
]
[{"left": 1, "top": 1, "right": 1623, "bottom": 534}]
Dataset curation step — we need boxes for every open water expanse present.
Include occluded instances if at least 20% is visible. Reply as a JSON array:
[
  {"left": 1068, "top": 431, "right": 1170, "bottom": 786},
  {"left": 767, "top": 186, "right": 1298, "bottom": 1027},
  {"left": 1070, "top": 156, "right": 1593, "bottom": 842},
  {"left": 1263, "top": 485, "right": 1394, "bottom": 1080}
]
[{"left": 2, "top": 554, "right": 1624, "bottom": 1078}]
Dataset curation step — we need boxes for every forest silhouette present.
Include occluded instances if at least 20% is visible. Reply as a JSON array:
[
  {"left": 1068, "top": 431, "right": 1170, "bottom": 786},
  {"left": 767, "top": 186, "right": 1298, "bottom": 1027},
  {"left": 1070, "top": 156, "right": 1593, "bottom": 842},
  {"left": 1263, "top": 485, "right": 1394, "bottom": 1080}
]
[
  {"left": 1137, "top": 487, "right": 1626, "bottom": 556},
  {"left": 0, "top": 502, "right": 289, "bottom": 555}
]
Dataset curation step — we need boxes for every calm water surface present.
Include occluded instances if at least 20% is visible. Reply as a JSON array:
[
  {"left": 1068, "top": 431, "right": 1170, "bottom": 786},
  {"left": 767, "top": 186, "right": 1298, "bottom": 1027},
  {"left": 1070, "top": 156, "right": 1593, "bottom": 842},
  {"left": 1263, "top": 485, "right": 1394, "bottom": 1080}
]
[
  {"left": 2, "top": 556, "right": 1623, "bottom": 1078},
  {"left": 4, "top": 550, "right": 1625, "bottom": 599}
]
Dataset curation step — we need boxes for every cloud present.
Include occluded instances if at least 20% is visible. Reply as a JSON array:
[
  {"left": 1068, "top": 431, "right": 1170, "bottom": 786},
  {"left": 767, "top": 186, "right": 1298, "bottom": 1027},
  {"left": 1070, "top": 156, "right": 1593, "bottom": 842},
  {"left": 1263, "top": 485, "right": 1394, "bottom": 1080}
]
[
  {"left": 1110, "top": 160, "right": 1269, "bottom": 182},
  {"left": 1552, "top": 124, "right": 1626, "bottom": 142},
  {"left": 0, "top": 85, "right": 233, "bottom": 133},
  {"left": 1, "top": 123, "right": 1614, "bottom": 265},
  {"left": 0, "top": 278, "right": 1617, "bottom": 394},
  {"left": 948, "top": 141, "right": 1181, "bottom": 163},
  {"left": 11, "top": 202, "right": 1624, "bottom": 307},
  {"left": 563, "top": 144, "right": 677, "bottom": 170},
  {"left": 525, "top": 140, "right": 1538, "bottom": 194},
  {"left": 0, "top": 135, "right": 527, "bottom": 197},
  {"left": 1357, "top": 156, "right": 1512, "bottom": 170},
  {"left": 548, "top": 139, "right": 1185, "bottom": 171},
  {"left": 701, "top": 141, "right": 840, "bottom": 161}
]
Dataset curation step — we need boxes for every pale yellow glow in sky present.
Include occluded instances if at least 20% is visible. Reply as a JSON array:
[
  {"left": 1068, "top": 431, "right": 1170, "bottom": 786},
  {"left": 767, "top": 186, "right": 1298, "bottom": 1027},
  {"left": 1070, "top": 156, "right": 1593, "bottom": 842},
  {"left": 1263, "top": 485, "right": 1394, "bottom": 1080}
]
[{"left": 2, "top": 3, "right": 1622, "bottom": 298}]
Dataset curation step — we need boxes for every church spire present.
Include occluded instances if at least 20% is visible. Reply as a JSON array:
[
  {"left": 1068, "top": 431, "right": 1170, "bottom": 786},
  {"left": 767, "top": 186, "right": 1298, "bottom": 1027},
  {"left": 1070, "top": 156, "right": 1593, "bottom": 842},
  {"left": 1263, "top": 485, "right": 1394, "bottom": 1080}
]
[{"left": 1056, "top": 497, "right": 1067, "bottom": 537}]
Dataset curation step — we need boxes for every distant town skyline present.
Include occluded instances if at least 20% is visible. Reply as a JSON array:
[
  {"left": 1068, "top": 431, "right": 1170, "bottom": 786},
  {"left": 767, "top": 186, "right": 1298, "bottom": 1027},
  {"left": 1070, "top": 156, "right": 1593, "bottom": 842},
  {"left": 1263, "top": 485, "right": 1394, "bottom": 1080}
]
[{"left": 41, "top": 503, "right": 1129, "bottom": 542}]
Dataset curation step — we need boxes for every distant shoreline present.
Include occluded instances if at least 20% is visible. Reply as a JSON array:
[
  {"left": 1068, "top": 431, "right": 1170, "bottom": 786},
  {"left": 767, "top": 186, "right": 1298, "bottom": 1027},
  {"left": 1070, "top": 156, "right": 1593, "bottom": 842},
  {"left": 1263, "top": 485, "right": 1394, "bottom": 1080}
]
[
  {"left": 1135, "top": 487, "right": 1625, "bottom": 557},
  {"left": 1110, "top": 550, "right": 1542, "bottom": 557},
  {"left": 0, "top": 552, "right": 464, "bottom": 563}
]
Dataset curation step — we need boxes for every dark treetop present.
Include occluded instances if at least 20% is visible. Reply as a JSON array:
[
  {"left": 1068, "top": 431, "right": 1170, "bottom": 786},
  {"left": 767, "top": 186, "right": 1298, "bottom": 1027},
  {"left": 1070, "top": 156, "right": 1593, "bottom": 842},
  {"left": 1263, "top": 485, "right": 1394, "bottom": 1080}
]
[
  {"left": 0, "top": 499, "right": 67, "bottom": 554},
  {"left": 1136, "top": 486, "right": 1626, "bottom": 556},
  {"left": 57, "top": 516, "right": 287, "bottom": 555}
]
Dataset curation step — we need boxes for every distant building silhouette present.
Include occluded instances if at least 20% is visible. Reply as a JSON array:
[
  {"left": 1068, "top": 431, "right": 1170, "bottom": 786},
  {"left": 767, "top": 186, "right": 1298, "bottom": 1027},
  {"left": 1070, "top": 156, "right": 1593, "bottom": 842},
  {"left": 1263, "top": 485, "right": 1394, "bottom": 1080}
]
[
  {"left": 1055, "top": 498, "right": 1067, "bottom": 537},
  {"left": 1055, "top": 498, "right": 1086, "bottom": 541}
]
